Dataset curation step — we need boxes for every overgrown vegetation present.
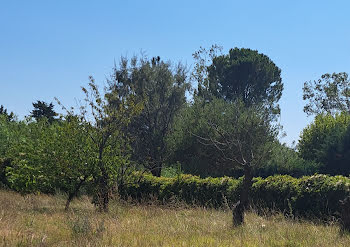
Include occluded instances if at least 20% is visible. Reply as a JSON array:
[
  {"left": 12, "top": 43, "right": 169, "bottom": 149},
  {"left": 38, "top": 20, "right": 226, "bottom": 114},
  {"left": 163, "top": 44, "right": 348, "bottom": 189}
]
[{"left": 1, "top": 45, "right": 350, "bottom": 230}]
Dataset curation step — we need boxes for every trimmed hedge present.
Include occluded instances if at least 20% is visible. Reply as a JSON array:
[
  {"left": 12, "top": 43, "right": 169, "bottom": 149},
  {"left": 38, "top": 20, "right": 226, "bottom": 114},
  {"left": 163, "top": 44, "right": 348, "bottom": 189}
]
[
  {"left": 121, "top": 174, "right": 240, "bottom": 208},
  {"left": 120, "top": 173, "right": 350, "bottom": 218}
]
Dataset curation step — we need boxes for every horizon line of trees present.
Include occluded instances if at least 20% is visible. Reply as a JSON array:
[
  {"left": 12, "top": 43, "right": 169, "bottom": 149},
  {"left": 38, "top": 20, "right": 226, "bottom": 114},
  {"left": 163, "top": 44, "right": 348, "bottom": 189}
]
[{"left": 1, "top": 45, "right": 349, "bottom": 225}]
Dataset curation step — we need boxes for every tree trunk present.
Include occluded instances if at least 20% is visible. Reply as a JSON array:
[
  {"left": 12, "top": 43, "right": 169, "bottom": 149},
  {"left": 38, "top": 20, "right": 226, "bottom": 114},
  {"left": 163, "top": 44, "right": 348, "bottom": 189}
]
[
  {"left": 150, "top": 164, "right": 162, "bottom": 177},
  {"left": 340, "top": 196, "right": 350, "bottom": 232},
  {"left": 97, "top": 145, "right": 109, "bottom": 212},
  {"left": 98, "top": 166, "right": 109, "bottom": 212},
  {"left": 232, "top": 165, "right": 253, "bottom": 226},
  {"left": 65, "top": 193, "right": 74, "bottom": 211},
  {"left": 65, "top": 178, "right": 86, "bottom": 211}
]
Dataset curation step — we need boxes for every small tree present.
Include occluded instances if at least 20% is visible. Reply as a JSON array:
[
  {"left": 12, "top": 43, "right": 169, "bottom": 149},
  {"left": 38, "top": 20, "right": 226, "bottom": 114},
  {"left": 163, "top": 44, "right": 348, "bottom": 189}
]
[
  {"left": 48, "top": 116, "right": 96, "bottom": 210},
  {"left": 188, "top": 98, "right": 277, "bottom": 225},
  {"left": 4, "top": 117, "right": 98, "bottom": 210},
  {"left": 298, "top": 112, "right": 350, "bottom": 175},
  {"left": 77, "top": 77, "right": 141, "bottom": 212},
  {"left": 5, "top": 119, "right": 56, "bottom": 194},
  {"left": 303, "top": 72, "right": 350, "bottom": 116}
]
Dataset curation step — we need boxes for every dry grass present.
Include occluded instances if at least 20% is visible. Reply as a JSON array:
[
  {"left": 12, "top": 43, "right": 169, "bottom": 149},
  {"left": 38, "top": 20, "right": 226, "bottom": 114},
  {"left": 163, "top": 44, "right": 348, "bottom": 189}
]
[{"left": 0, "top": 189, "right": 350, "bottom": 246}]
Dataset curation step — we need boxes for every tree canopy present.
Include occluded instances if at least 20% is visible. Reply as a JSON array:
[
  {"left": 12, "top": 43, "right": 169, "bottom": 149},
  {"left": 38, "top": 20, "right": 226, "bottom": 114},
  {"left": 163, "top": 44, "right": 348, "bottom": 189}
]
[
  {"left": 0, "top": 105, "right": 14, "bottom": 121},
  {"left": 30, "top": 100, "right": 58, "bottom": 123},
  {"left": 169, "top": 97, "right": 278, "bottom": 225},
  {"left": 196, "top": 47, "right": 283, "bottom": 117},
  {"left": 298, "top": 112, "right": 350, "bottom": 175},
  {"left": 303, "top": 72, "right": 350, "bottom": 116},
  {"left": 78, "top": 77, "right": 142, "bottom": 211},
  {"left": 108, "top": 56, "right": 190, "bottom": 176}
]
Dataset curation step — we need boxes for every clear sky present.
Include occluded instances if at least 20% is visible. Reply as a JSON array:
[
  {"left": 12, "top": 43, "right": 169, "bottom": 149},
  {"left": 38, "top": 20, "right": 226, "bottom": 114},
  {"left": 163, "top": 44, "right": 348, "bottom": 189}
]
[{"left": 1, "top": 0, "right": 350, "bottom": 146}]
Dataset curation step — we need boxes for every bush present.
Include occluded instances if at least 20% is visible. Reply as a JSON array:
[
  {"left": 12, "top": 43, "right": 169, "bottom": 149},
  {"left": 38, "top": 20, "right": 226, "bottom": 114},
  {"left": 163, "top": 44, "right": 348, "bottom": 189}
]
[
  {"left": 295, "top": 174, "right": 350, "bottom": 217},
  {"left": 255, "top": 142, "right": 322, "bottom": 178},
  {"left": 121, "top": 173, "right": 240, "bottom": 208},
  {"left": 120, "top": 172, "right": 350, "bottom": 218},
  {"left": 251, "top": 175, "right": 300, "bottom": 214},
  {"left": 298, "top": 112, "right": 350, "bottom": 175}
]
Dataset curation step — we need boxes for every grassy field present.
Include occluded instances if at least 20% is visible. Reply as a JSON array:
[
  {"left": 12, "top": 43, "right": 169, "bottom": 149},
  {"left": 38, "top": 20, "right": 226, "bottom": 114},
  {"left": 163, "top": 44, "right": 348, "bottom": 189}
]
[{"left": 0, "top": 190, "right": 350, "bottom": 246}]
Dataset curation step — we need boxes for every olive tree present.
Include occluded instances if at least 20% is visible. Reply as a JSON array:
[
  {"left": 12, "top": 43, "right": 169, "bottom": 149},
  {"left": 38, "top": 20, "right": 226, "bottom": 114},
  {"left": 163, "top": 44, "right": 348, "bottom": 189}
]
[{"left": 174, "top": 98, "right": 278, "bottom": 225}]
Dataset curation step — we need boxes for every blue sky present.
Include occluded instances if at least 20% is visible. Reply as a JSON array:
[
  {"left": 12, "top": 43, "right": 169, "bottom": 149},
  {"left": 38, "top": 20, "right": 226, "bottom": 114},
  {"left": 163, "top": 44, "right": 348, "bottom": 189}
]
[{"left": 1, "top": 0, "right": 350, "bottom": 145}]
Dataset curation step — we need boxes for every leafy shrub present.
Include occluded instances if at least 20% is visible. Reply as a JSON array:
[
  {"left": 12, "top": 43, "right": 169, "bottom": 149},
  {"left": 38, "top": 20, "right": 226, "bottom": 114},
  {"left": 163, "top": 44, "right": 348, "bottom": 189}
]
[
  {"left": 295, "top": 174, "right": 350, "bottom": 217},
  {"left": 121, "top": 173, "right": 240, "bottom": 208},
  {"left": 160, "top": 163, "right": 183, "bottom": 178},
  {"left": 299, "top": 112, "right": 350, "bottom": 175},
  {"left": 255, "top": 142, "right": 321, "bottom": 178},
  {"left": 70, "top": 215, "right": 93, "bottom": 237},
  {"left": 120, "top": 172, "right": 350, "bottom": 218},
  {"left": 251, "top": 175, "right": 300, "bottom": 213}
]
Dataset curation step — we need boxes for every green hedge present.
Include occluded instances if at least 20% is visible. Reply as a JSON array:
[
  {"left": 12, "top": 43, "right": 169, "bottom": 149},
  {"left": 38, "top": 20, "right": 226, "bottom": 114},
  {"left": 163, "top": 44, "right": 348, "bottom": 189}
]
[
  {"left": 120, "top": 173, "right": 350, "bottom": 217},
  {"left": 121, "top": 174, "right": 240, "bottom": 208}
]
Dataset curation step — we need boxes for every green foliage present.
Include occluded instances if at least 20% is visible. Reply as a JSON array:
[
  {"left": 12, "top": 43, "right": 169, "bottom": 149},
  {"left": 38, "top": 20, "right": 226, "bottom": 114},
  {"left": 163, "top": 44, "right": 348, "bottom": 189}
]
[
  {"left": 30, "top": 100, "right": 58, "bottom": 123},
  {"left": 0, "top": 114, "right": 19, "bottom": 157},
  {"left": 256, "top": 142, "right": 321, "bottom": 177},
  {"left": 70, "top": 215, "right": 93, "bottom": 236},
  {"left": 168, "top": 98, "right": 278, "bottom": 177},
  {"left": 1, "top": 77, "right": 139, "bottom": 210},
  {"left": 0, "top": 115, "right": 11, "bottom": 161},
  {"left": 5, "top": 119, "right": 55, "bottom": 194},
  {"left": 251, "top": 175, "right": 300, "bottom": 213},
  {"left": 121, "top": 172, "right": 240, "bottom": 208},
  {"left": 195, "top": 47, "right": 283, "bottom": 117},
  {"left": 0, "top": 105, "right": 14, "bottom": 121},
  {"left": 303, "top": 72, "right": 350, "bottom": 116},
  {"left": 78, "top": 77, "right": 141, "bottom": 211},
  {"left": 160, "top": 163, "right": 183, "bottom": 178},
  {"left": 49, "top": 117, "right": 95, "bottom": 196},
  {"left": 0, "top": 115, "right": 24, "bottom": 186},
  {"left": 168, "top": 100, "right": 228, "bottom": 177},
  {"left": 3, "top": 116, "right": 95, "bottom": 206},
  {"left": 109, "top": 55, "right": 190, "bottom": 176},
  {"left": 121, "top": 172, "right": 350, "bottom": 218},
  {"left": 298, "top": 112, "right": 350, "bottom": 175},
  {"left": 295, "top": 174, "right": 350, "bottom": 217}
]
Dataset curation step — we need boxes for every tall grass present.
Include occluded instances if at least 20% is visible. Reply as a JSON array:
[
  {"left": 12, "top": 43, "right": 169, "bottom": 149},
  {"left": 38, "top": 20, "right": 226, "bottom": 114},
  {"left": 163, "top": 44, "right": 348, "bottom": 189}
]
[{"left": 0, "top": 189, "right": 349, "bottom": 246}]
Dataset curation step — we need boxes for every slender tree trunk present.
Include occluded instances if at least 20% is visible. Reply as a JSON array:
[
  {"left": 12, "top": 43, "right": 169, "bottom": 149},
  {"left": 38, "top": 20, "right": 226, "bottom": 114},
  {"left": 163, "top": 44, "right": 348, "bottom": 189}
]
[
  {"left": 65, "top": 193, "right": 74, "bottom": 211},
  {"left": 241, "top": 165, "right": 253, "bottom": 209},
  {"left": 340, "top": 196, "right": 350, "bottom": 232},
  {"left": 233, "top": 165, "right": 253, "bottom": 226},
  {"left": 98, "top": 145, "right": 109, "bottom": 212},
  {"left": 98, "top": 165, "right": 109, "bottom": 212},
  {"left": 151, "top": 165, "right": 162, "bottom": 177},
  {"left": 65, "top": 178, "right": 86, "bottom": 211}
]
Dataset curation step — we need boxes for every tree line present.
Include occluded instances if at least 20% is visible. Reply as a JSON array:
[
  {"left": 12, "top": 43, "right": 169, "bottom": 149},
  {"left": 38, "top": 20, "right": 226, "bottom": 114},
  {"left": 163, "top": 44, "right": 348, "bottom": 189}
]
[{"left": 1, "top": 45, "right": 349, "bottom": 225}]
